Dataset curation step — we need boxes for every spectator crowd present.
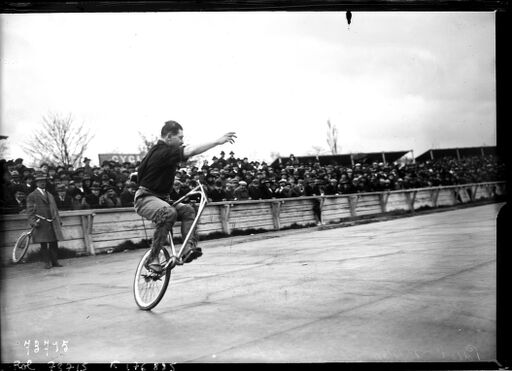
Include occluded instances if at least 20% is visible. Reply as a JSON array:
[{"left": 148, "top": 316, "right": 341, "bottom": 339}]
[{"left": 1, "top": 150, "right": 505, "bottom": 215}]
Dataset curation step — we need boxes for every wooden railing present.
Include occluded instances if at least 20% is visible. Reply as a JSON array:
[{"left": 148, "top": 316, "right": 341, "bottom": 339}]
[{"left": 0, "top": 181, "right": 506, "bottom": 264}]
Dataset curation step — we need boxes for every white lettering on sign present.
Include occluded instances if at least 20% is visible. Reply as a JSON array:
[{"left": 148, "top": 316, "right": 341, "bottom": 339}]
[{"left": 98, "top": 154, "right": 144, "bottom": 164}]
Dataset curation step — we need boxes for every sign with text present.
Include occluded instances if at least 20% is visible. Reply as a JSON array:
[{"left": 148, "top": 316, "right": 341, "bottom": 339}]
[{"left": 98, "top": 153, "right": 145, "bottom": 165}]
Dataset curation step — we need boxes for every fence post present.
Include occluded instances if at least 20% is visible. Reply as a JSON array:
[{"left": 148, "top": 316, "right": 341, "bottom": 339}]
[
  {"left": 405, "top": 190, "right": 417, "bottom": 212},
  {"left": 453, "top": 187, "right": 459, "bottom": 204},
  {"left": 220, "top": 204, "right": 231, "bottom": 235},
  {"left": 379, "top": 192, "right": 390, "bottom": 213},
  {"left": 271, "top": 201, "right": 282, "bottom": 230},
  {"left": 81, "top": 213, "right": 95, "bottom": 256},
  {"left": 470, "top": 185, "right": 478, "bottom": 202},
  {"left": 348, "top": 195, "right": 358, "bottom": 217},
  {"left": 430, "top": 188, "right": 440, "bottom": 207}
]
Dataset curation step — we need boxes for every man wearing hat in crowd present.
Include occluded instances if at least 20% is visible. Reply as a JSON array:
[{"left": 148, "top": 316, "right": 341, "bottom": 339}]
[
  {"left": 248, "top": 178, "right": 262, "bottom": 200},
  {"left": 21, "top": 173, "right": 35, "bottom": 195},
  {"left": 69, "top": 188, "right": 87, "bottom": 210},
  {"left": 258, "top": 178, "right": 274, "bottom": 199},
  {"left": 5, "top": 187, "right": 27, "bottom": 214},
  {"left": 217, "top": 151, "right": 227, "bottom": 169},
  {"left": 84, "top": 184, "right": 101, "bottom": 209},
  {"left": 324, "top": 178, "right": 339, "bottom": 195},
  {"left": 14, "top": 158, "right": 26, "bottom": 173},
  {"left": 227, "top": 151, "right": 237, "bottom": 166},
  {"left": 54, "top": 184, "right": 72, "bottom": 211},
  {"left": 26, "top": 173, "right": 64, "bottom": 269},
  {"left": 83, "top": 157, "right": 93, "bottom": 177},
  {"left": 99, "top": 186, "right": 122, "bottom": 208},
  {"left": 120, "top": 182, "right": 138, "bottom": 207},
  {"left": 224, "top": 180, "right": 236, "bottom": 201},
  {"left": 208, "top": 180, "right": 227, "bottom": 202}
]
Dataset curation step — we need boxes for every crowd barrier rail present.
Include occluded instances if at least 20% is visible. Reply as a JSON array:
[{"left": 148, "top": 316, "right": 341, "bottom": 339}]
[{"left": 0, "top": 181, "right": 506, "bottom": 265}]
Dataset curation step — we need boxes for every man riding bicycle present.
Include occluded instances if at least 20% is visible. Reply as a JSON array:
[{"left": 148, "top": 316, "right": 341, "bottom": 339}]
[{"left": 134, "top": 120, "right": 236, "bottom": 272}]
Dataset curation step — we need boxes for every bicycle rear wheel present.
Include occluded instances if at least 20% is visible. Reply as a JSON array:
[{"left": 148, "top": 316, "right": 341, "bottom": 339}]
[
  {"left": 133, "top": 248, "right": 171, "bottom": 310},
  {"left": 12, "top": 231, "right": 32, "bottom": 263}
]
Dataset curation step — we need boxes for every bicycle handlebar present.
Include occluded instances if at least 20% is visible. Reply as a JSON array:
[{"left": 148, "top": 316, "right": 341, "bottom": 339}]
[{"left": 34, "top": 214, "right": 54, "bottom": 223}]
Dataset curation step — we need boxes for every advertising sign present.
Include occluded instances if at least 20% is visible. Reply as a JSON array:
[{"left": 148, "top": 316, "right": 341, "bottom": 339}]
[{"left": 98, "top": 153, "right": 145, "bottom": 165}]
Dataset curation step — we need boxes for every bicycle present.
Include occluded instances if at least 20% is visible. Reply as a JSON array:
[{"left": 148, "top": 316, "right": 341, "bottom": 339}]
[
  {"left": 12, "top": 214, "right": 54, "bottom": 264},
  {"left": 133, "top": 181, "right": 208, "bottom": 310}
]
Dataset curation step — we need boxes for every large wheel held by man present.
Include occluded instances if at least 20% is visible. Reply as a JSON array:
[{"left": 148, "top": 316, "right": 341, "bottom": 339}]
[{"left": 12, "top": 230, "right": 32, "bottom": 264}]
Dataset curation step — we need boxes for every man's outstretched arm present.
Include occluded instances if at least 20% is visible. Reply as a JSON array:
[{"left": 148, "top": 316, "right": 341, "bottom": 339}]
[{"left": 183, "top": 132, "right": 237, "bottom": 158}]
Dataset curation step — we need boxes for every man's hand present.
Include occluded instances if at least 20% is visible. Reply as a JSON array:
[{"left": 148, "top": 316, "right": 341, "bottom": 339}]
[
  {"left": 216, "top": 132, "right": 237, "bottom": 145},
  {"left": 184, "top": 132, "right": 237, "bottom": 158}
]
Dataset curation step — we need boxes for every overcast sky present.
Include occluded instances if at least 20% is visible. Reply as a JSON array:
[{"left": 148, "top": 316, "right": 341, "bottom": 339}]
[{"left": 0, "top": 11, "right": 496, "bottom": 166}]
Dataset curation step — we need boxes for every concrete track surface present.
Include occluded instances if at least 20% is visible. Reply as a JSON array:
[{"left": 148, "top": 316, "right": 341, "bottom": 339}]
[{"left": 1, "top": 204, "right": 500, "bottom": 363}]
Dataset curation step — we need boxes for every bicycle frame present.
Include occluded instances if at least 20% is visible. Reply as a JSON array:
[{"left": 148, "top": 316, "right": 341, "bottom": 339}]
[{"left": 162, "top": 181, "right": 208, "bottom": 269}]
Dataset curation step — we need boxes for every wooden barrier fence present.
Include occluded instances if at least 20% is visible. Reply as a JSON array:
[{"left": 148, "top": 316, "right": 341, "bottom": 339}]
[{"left": 0, "top": 181, "right": 506, "bottom": 265}]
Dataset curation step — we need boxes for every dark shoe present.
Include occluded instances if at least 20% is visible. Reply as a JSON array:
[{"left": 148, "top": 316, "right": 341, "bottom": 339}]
[
  {"left": 145, "top": 255, "right": 163, "bottom": 273},
  {"left": 44, "top": 263, "right": 52, "bottom": 269},
  {"left": 182, "top": 247, "right": 203, "bottom": 264},
  {"left": 53, "top": 263, "right": 63, "bottom": 267}
]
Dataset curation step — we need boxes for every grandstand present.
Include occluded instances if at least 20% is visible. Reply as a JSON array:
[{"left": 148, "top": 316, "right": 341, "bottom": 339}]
[
  {"left": 270, "top": 150, "right": 411, "bottom": 168},
  {"left": 415, "top": 146, "right": 497, "bottom": 162}
]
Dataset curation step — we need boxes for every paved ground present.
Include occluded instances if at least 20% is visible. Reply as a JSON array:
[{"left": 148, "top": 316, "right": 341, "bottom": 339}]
[{"left": 1, "top": 203, "right": 500, "bottom": 364}]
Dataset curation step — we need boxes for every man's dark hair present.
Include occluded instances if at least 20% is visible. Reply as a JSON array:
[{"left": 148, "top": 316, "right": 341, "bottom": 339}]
[{"left": 161, "top": 120, "right": 183, "bottom": 137}]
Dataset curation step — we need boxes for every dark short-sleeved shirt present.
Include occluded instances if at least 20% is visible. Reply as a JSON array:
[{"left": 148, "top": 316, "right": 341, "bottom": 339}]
[{"left": 137, "top": 140, "right": 187, "bottom": 195}]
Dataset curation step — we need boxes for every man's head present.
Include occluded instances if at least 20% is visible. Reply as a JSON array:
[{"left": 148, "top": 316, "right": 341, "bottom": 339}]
[
  {"left": 35, "top": 174, "right": 47, "bottom": 189},
  {"left": 57, "top": 184, "right": 67, "bottom": 196},
  {"left": 106, "top": 187, "right": 117, "bottom": 197},
  {"left": 127, "top": 182, "right": 138, "bottom": 194},
  {"left": 15, "top": 190, "right": 26, "bottom": 201},
  {"left": 161, "top": 120, "right": 184, "bottom": 146}
]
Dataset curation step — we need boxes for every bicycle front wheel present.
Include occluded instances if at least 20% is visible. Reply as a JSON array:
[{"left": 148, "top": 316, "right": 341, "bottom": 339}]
[
  {"left": 12, "top": 231, "right": 32, "bottom": 263},
  {"left": 133, "top": 248, "right": 171, "bottom": 310}
]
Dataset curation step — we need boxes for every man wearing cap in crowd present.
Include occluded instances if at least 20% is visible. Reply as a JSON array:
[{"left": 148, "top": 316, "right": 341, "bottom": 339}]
[
  {"left": 26, "top": 173, "right": 64, "bottom": 269},
  {"left": 208, "top": 180, "right": 227, "bottom": 202},
  {"left": 274, "top": 179, "right": 291, "bottom": 198},
  {"left": 54, "top": 184, "right": 72, "bottom": 211},
  {"left": 233, "top": 180, "right": 250, "bottom": 200}
]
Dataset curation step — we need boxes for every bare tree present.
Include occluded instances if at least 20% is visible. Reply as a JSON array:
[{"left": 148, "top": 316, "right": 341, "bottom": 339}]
[
  {"left": 0, "top": 139, "right": 9, "bottom": 159},
  {"left": 22, "top": 113, "right": 94, "bottom": 168},
  {"left": 309, "top": 145, "right": 327, "bottom": 157},
  {"left": 270, "top": 151, "right": 280, "bottom": 160},
  {"left": 326, "top": 119, "right": 339, "bottom": 155},
  {"left": 138, "top": 131, "right": 159, "bottom": 154}
]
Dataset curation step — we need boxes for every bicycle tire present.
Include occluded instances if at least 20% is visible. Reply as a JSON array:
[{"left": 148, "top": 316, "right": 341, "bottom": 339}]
[
  {"left": 12, "top": 230, "right": 32, "bottom": 263},
  {"left": 133, "top": 248, "right": 171, "bottom": 310}
]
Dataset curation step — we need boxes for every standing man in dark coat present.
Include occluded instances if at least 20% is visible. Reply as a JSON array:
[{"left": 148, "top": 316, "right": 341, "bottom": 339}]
[{"left": 26, "top": 173, "right": 64, "bottom": 269}]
